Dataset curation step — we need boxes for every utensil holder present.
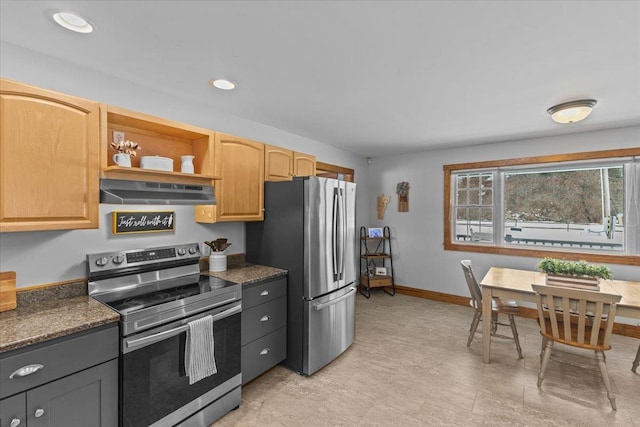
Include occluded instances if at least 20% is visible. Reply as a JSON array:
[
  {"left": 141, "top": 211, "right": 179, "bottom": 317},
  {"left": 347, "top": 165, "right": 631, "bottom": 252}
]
[{"left": 209, "top": 253, "right": 227, "bottom": 272}]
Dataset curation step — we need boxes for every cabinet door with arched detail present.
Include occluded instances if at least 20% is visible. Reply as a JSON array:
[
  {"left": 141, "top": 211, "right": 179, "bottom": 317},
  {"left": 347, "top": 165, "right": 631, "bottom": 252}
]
[{"left": 0, "top": 79, "right": 100, "bottom": 232}]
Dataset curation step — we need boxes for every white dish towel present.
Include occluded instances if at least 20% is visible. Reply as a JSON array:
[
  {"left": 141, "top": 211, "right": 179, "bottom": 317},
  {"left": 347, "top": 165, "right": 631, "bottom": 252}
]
[{"left": 185, "top": 315, "right": 217, "bottom": 385}]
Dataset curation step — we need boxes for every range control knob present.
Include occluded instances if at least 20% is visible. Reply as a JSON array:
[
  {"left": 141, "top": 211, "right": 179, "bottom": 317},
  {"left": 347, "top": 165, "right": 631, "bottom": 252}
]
[
  {"left": 95, "top": 257, "right": 109, "bottom": 267},
  {"left": 177, "top": 248, "right": 187, "bottom": 256},
  {"left": 112, "top": 255, "right": 125, "bottom": 264},
  {"left": 188, "top": 247, "right": 198, "bottom": 254}
]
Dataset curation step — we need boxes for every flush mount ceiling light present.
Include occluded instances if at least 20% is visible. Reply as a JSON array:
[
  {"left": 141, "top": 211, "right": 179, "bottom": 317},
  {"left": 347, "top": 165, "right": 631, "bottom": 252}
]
[
  {"left": 547, "top": 99, "right": 597, "bottom": 124},
  {"left": 209, "top": 79, "right": 236, "bottom": 90},
  {"left": 52, "top": 11, "right": 94, "bottom": 33}
]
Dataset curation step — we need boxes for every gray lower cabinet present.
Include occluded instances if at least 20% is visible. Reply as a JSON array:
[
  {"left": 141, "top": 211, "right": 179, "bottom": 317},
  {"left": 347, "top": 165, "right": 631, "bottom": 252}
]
[
  {"left": 0, "top": 324, "right": 118, "bottom": 427},
  {"left": 241, "top": 276, "right": 287, "bottom": 384}
]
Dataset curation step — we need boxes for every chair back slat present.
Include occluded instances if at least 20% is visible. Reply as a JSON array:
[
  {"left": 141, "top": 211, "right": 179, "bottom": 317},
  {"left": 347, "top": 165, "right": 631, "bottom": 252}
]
[
  {"left": 590, "top": 302, "right": 604, "bottom": 347},
  {"left": 561, "top": 296, "right": 572, "bottom": 340},
  {"left": 577, "top": 299, "right": 587, "bottom": 343},
  {"left": 532, "top": 284, "right": 621, "bottom": 350},
  {"left": 461, "top": 260, "right": 483, "bottom": 308}
]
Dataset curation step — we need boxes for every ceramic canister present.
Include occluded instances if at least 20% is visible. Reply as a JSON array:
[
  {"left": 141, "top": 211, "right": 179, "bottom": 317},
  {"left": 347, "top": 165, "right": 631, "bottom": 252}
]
[{"left": 209, "top": 253, "right": 227, "bottom": 272}]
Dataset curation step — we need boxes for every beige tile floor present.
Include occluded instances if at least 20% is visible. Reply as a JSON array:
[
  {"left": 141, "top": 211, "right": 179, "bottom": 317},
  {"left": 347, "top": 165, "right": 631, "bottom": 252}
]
[{"left": 215, "top": 292, "right": 639, "bottom": 426}]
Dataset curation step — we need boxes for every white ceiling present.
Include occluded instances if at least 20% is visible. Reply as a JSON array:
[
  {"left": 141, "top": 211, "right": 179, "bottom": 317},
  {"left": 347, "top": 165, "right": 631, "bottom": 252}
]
[{"left": 1, "top": 1, "right": 639, "bottom": 157}]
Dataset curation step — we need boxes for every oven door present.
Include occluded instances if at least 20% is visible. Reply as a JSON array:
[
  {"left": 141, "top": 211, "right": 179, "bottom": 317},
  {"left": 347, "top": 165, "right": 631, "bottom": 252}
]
[{"left": 120, "top": 301, "right": 241, "bottom": 427}]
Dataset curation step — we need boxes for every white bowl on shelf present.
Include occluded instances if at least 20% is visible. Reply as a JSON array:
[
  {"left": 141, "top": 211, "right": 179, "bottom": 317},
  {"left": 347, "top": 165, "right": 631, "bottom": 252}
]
[{"left": 140, "top": 156, "right": 173, "bottom": 172}]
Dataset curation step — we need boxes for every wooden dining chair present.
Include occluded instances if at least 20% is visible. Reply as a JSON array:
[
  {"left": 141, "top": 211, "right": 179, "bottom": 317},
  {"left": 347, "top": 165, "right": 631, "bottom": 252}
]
[
  {"left": 460, "top": 260, "right": 523, "bottom": 359},
  {"left": 633, "top": 344, "right": 640, "bottom": 373},
  {"left": 532, "top": 284, "right": 621, "bottom": 410}
]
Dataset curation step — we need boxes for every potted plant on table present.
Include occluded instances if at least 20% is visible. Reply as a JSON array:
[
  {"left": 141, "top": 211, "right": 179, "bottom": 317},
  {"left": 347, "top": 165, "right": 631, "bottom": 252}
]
[{"left": 536, "top": 258, "right": 612, "bottom": 290}]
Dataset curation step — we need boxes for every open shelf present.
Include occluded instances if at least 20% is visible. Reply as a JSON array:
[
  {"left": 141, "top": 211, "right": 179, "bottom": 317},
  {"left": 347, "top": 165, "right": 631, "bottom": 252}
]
[
  {"left": 359, "top": 226, "right": 395, "bottom": 298},
  {"left": 102, "top": 166, "right": 219, "bottom": 186},
  {"left": 102, "top": 105, "right": 217, "bottom": 186}
]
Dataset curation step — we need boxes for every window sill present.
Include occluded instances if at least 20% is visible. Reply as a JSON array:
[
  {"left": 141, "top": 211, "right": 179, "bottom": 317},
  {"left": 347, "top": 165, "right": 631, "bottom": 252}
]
[{"left": 444, "top": 242, "right": 640, "bottom": 266}]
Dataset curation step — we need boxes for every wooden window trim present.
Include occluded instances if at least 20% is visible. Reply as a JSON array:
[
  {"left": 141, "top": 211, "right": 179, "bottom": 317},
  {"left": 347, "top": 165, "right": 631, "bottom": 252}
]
[{"left": 443, "top": 148, "right": 640, "bottom": 266}]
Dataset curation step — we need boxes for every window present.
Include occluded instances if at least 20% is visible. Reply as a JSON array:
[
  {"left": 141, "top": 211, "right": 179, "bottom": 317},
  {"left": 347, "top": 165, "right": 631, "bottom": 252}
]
[
  {"left": 444, "top": 148, "right": 640, "bottom": 266},
  {"left": 455, "top": 172, "right": 494, "bottom": 243}
]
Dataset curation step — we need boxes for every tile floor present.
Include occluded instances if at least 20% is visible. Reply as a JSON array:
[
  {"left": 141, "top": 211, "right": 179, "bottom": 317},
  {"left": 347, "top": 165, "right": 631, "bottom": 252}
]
[{"left": 215, "top": 292, "right": 639, "bottom": 426}]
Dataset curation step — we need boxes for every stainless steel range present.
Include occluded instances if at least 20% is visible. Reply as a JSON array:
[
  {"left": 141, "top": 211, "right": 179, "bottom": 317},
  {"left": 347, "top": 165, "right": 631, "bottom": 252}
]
[{"left": 87, "top": 243, "right": 241, "bottom": 427}]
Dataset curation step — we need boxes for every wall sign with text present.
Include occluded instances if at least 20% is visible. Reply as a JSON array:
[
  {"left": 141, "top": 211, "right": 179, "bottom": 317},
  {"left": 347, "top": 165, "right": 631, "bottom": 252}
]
[{"left": 113, "top": 211, "right": 175, "bottom": 234}]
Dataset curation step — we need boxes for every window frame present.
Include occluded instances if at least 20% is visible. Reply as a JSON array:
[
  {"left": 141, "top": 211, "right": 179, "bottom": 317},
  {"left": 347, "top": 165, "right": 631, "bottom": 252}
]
[{"left": 443, "top": 148, "right": 640, "bottom": 266}]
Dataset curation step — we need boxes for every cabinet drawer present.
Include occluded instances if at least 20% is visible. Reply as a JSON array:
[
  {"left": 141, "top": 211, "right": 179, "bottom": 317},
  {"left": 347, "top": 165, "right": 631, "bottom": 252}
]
[
  {"left": 241, "top": 297, "right": 286, "bottom": 346},
  {"left": 0, "top": 325, "right": 118, "bottom": 399},
  {"left": 242, "top": 277, "right": 286, "bottom": 310},
  {"left": 241, "top": 327, "right": 286, "bottom": 384}
]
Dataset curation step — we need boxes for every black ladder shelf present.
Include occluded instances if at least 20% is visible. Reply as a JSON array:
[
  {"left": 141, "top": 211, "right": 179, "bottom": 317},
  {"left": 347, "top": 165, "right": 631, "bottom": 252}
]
[{"left": 359, "top": 226, "right": 395, "bottom": 298}]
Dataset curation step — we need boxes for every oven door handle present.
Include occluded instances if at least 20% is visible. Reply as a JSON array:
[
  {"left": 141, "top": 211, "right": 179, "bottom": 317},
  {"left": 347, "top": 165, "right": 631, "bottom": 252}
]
[{"left": 124, "top": 303, "right": 241, "bottom": 351}]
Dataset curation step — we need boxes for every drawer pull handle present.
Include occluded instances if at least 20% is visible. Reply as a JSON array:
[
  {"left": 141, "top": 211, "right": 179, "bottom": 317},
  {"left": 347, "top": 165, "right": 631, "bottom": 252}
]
[
  {"left": 9, "top": 364, "right": 44, "bottom": 379},
  {"left": 260, "top": 348, "right": 271, "bottom": 356},
  {"left": 34, "top": 409, "right": 45, "bottom": 418},
  {"left": 260, "top": 290, "right": 270, "bottom": 296},
  {"left": 10, "top": 418, "right": 21, "bottom": 427},
  {"left": 260, "top": 315, "right": 270, "bottom": 322}
]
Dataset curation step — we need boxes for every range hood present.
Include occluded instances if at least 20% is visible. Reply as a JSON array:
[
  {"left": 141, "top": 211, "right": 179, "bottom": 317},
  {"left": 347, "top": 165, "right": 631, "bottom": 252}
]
[{"left": 100, "top": 178, "right": 215, "bottom": 205}]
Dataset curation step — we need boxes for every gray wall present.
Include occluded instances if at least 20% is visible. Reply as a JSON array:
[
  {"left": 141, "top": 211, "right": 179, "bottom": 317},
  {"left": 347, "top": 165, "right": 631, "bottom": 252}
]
[
  {"left": 367, "top": 126, "right": 640, "bottom": 299},
  {"left": 0, "top": 42, "right": 369, "bottom": 288}
]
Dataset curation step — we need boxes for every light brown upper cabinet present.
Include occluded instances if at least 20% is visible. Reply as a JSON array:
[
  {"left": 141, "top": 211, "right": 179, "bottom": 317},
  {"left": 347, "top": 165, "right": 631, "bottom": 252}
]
[
  {"left": 264, "top": 144, "right": 293, "bottom": 181},
  {"left": 102, "top": 105, "right": 217, "bottom": 185},
  {"left": 0, "top": 79, "right": 100, "bottom": 232},
  {"left": 293, "top": 152, "right": 316, "bottom": 177},
  {"left": 264, "top": 145, "right": 316, "bottom": 182},
  {"left": 196, "top": 133, "right": 265, "bottom": 223}
]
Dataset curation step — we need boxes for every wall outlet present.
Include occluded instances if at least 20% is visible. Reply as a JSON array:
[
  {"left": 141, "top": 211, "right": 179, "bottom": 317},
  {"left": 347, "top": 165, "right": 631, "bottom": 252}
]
[
  {"left": 113, "top": 131, "right": 125, "bottom": 144},
  {"left": 201, "top": 243, "right": 211, "bottom": 256}
]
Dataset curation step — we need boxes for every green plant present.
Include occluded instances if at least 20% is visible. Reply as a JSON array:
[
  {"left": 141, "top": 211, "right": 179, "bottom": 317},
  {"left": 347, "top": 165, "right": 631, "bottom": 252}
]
[{"left": 536, "top": 258, "right": 613, "bottom": 280}]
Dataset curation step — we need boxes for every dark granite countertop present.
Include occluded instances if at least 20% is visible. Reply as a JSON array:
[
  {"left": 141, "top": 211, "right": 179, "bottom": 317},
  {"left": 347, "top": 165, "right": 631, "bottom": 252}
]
[
  {"left": 205, "top": 262, "right": 287, "bottom": 285},
  {"left": 203, "top": 263, "right": 287, "bottom": 285},
  {"left": 0, "top": 293, "right": 119, "bottom": 354}
]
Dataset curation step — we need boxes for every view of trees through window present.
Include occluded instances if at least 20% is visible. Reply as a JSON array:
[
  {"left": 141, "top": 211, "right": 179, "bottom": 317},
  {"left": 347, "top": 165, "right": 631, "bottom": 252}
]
[
  {"left": 503, "top": 166, "right": 624, "bottom": 251},
  {"left": 504, "top": 167, "right": 623, "bottom": 224}
]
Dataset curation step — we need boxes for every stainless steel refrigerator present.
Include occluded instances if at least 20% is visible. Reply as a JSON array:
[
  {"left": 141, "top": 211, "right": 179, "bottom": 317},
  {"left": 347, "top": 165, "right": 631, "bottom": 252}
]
[{"left": 246, "top": 176, "right": 357, "bottom": 375}]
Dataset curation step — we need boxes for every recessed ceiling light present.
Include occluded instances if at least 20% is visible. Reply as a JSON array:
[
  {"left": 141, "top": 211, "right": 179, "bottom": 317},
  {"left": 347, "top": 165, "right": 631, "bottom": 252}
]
[
  {"left": 209, "top": 79, "right": 236, "bottom": 90},
  {"left": 52, "top": 11, "right": 94, "bottom": 33},
  {"left": 547, "top": 99, "right": 597, "bottom": 124}
]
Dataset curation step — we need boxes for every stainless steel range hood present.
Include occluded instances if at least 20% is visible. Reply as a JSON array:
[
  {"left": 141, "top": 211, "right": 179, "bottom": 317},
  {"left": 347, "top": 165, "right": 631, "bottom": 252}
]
[{"left": 100, "top": 179, "right": 215, "bottom": 205}]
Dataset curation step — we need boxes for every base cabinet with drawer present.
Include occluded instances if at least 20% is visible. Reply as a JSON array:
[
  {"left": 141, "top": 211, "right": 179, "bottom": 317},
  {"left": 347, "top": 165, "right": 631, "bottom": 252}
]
[
  {"left": 0, "top": 325, "right": 118, "bottom": 427},
  {"left": 241, "top": 277, "right": 287, "bottom": 384}
]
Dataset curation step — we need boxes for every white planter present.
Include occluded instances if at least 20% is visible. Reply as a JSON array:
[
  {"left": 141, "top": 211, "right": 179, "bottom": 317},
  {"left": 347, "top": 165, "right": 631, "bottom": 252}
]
[{"left": 545, "top": 274, "right": 600, "bottom": 290}]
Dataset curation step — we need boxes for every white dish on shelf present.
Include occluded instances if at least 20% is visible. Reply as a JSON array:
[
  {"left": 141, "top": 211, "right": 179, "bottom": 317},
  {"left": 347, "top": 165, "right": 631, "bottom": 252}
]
[{"left": 140, "top": 156, "right": 173, "bottom": 172}]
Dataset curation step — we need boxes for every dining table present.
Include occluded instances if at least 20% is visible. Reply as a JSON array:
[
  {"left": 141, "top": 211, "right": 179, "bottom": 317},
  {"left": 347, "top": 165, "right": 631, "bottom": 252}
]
[{"left": 479, "top": 267, "right": 640, "bottom": 363}]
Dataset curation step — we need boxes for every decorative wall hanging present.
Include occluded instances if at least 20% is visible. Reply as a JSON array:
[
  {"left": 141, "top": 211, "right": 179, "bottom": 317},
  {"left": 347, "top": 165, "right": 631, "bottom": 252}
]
[
  {"left": 377, "top": 194, "right": 391, "bottom": 219},
  {"left": 113, "top": 211, "right": 175, "bottom": 234},
  {"left": 396, "top": 181, "right": 410, "bottom": 212}
]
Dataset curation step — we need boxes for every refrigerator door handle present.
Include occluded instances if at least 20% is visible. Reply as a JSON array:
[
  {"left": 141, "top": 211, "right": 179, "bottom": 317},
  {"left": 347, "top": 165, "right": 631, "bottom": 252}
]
[
  {"left": 313, "top": 287, "right": 356, "bottom": 311},
  {"left": 338, "top": 187, "right": 345, "bottom": 281},
  {"left": 332, "top": 187, "right": 339, "bottom": 282}
]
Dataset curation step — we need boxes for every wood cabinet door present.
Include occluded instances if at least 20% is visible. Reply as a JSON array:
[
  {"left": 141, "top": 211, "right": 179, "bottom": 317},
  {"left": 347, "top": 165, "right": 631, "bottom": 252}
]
[
  {"left": 293, "top": 152, "right": 316, "bottom": 177},
  {"left": 214, "top": 133, "right": 265, "bottom": 221},
  {"left": 27, "top": 359, "right": 117, "bottom": 427},
  {"left": 0, "top": 79, "right": 100, "bottom": 232},
  {"left": 264, "top": 144, "right": 293, "bottom": 181}
]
